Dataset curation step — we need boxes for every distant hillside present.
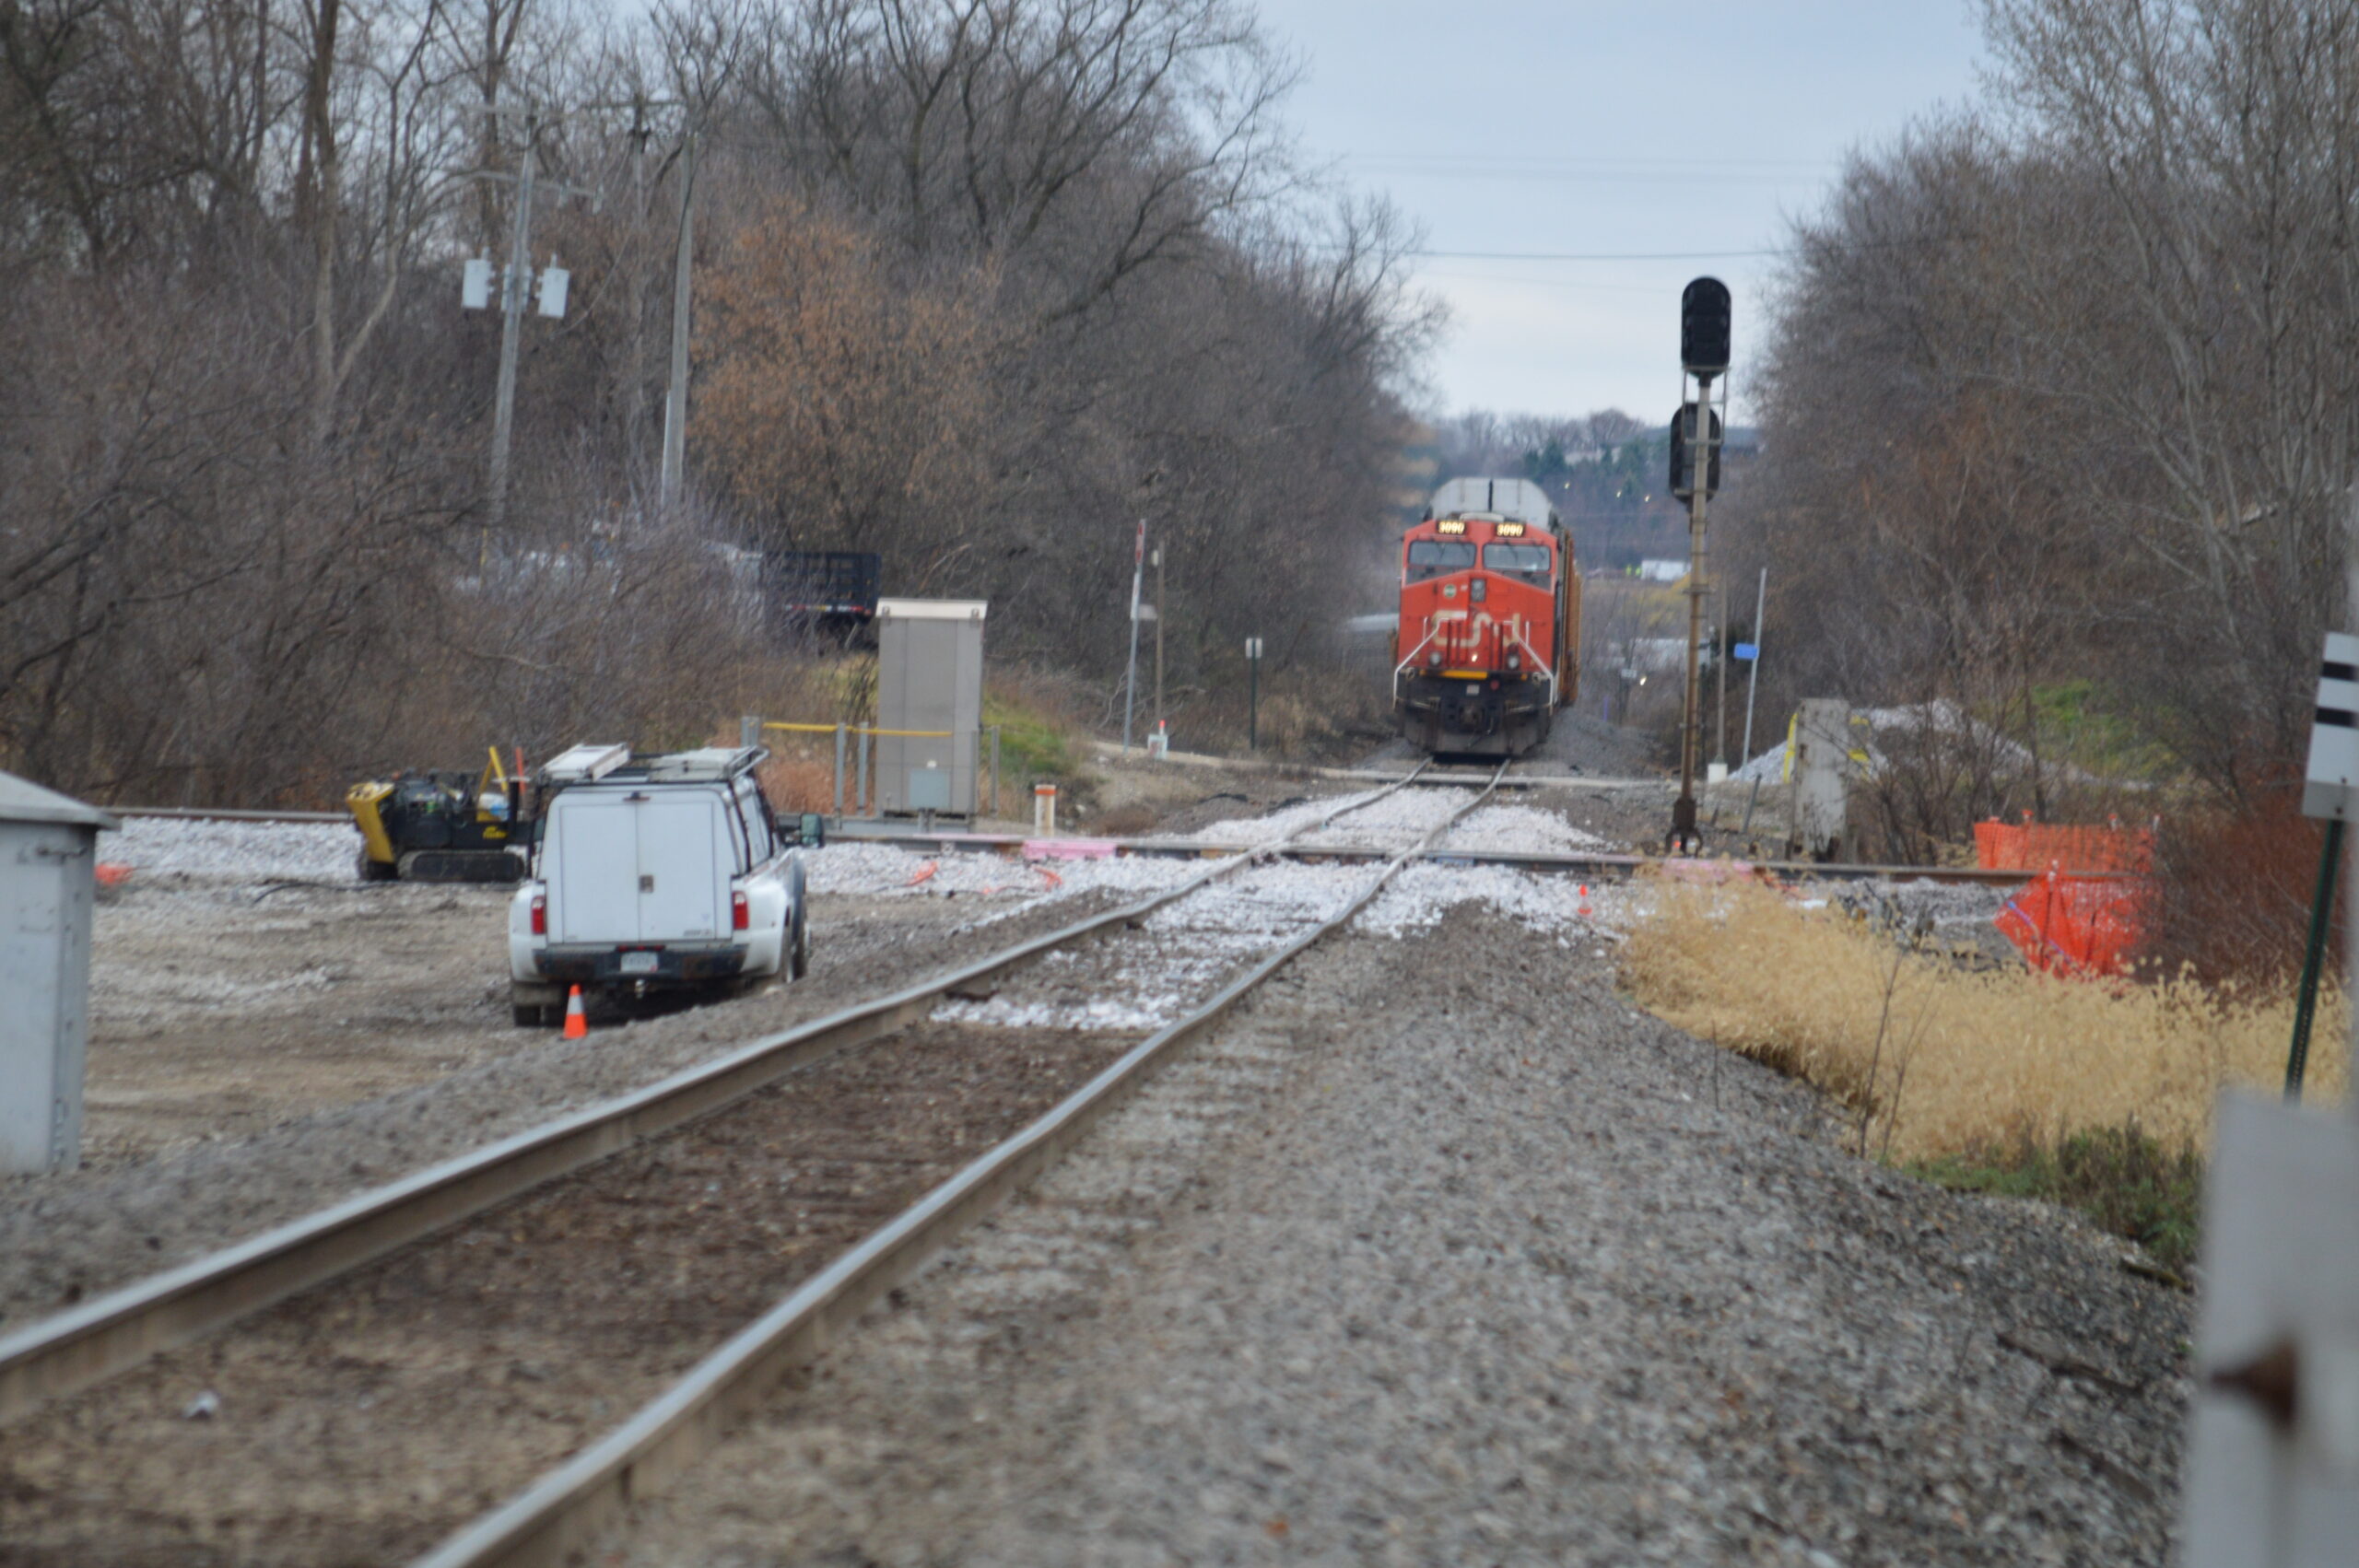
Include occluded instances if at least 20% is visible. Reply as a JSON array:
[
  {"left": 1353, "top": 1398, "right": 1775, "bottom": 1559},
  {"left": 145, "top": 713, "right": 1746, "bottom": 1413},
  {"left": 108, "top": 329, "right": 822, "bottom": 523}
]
[{"left": 1426, "top": 410, "right": 1760, "bottom": 570}]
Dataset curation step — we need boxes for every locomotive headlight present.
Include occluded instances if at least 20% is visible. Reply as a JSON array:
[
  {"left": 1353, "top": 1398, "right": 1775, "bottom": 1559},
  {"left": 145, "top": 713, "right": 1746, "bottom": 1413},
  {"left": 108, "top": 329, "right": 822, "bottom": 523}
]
[
  {"left": 1508, "top": 650, "right": 1520, "bottom": 670},
  {"left": 1427, "top": 650, "right": 1441, "bottom": 667}
]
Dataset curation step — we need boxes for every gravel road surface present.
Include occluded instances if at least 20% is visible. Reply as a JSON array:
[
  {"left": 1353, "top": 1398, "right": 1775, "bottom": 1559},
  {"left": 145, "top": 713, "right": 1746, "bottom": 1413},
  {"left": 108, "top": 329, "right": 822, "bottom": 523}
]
[{"left": 602, "top": 907, "right": 2187, "bottom": 1567}]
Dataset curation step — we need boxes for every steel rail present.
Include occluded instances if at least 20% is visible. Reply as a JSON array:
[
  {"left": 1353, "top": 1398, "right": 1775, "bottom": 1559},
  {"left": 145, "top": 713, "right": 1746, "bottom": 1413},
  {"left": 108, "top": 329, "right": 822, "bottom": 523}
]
[
  {"left": 112, "top": 805, "right": 351, "bottom": 824},
  {"left": 412, "top": 761, "right": 1509, "bottom": 1568},
  {"left": 0, "top": 765, "right": 1429, "bottom": 1424}
]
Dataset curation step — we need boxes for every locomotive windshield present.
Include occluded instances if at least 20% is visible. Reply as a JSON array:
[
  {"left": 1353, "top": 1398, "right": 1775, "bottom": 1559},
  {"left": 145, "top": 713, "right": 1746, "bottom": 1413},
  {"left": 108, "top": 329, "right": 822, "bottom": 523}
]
[
  {"left": 1483, "top": 542, "right": 1552, "bottom": 580},
  {"left": 1406, "top": 539, "right": 1476, "bottom": 581}
]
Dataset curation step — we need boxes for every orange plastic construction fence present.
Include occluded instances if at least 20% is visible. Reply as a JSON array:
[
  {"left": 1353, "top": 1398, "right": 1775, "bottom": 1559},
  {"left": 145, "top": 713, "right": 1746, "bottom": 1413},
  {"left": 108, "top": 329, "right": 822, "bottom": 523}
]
[
  {"left": 1978, "top": 819, "right": 2154, "bottom": 977},
  {"left": 1974, "top": 819, "right": 2153, "bottom": 875}
]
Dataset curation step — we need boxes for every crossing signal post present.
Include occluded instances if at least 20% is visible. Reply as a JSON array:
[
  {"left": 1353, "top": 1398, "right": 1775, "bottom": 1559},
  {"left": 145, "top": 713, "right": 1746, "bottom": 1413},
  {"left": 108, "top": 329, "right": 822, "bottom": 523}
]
[{"left": 1669, "top": 276, "right": 1731, "bottom": 852}]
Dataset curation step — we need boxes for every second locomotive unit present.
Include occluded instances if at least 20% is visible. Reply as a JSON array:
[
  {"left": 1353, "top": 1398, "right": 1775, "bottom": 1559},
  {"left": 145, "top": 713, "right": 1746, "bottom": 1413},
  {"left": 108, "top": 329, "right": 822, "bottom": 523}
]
[{"left": 1392, "top": 477, "right": 1581, "bottom": 757}]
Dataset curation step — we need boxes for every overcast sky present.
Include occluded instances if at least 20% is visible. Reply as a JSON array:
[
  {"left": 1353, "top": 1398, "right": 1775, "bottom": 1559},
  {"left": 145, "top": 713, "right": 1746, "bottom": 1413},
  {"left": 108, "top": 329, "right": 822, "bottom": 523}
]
[{"left": 1252, "top": 1, "right": 1989, "bottom": 423}]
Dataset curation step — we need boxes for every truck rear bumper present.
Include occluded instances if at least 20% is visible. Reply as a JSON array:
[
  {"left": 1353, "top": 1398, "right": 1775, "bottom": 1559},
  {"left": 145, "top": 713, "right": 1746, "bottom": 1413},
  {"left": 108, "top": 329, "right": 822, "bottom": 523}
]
[{"left": 529, "top": 943, "right": 750, "bottom": 988}]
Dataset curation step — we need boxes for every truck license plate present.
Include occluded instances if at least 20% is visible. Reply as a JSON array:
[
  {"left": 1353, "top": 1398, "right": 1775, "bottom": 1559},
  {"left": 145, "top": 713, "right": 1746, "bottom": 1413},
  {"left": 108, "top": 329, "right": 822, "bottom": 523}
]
[{"left": 619, "top": 951, "right": 658, "bottom": 975}]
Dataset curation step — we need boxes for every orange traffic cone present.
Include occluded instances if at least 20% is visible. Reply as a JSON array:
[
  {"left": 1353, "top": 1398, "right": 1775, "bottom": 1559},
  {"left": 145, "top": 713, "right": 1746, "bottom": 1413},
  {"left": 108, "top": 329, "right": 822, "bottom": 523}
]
[
  {"left": 561, "top": 984, "right": 588, "bottom": 1039},
  {"left": 1578, "top": 883, "right": 1593, "bottom": 919}
]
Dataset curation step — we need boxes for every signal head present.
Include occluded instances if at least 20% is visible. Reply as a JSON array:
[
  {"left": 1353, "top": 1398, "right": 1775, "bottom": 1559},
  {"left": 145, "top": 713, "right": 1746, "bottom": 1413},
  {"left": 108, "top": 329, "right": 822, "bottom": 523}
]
[{"left": 1681, "top": 276, "right": 1731, "bottom": 376}]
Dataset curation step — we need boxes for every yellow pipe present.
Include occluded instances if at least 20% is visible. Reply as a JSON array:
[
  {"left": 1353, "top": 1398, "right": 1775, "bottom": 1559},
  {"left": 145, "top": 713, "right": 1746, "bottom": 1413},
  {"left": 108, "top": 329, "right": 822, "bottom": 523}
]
[{"left": 760, "top": 721, "right": 958, "bottom": 738}]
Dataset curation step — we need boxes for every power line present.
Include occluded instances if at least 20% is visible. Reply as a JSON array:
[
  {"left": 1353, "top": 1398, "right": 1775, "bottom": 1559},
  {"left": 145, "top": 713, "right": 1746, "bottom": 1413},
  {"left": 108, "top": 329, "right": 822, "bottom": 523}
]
[
  {"left": 1404, "top": 234, "right": 1961, "bottom": 263},
  {"left": 1419, "top": 272, "right": 1670, "bottom": 294},
  {"left": 1410, "top": 246, "right": 1789, "bottom": 262},
  {"left": 1341, "top": 153, "right": 1837, "bottom": 171}
]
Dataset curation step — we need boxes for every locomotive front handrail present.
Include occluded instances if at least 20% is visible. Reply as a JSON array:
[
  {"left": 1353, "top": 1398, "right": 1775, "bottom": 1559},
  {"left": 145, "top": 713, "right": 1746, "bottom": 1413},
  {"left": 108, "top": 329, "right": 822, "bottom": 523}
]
[
  {"left": 1392, "top": 622, "right": 1441, "bottom": 701},
  {"left": 1508, "top": 624, "right": 1556, "bottom": 707}
]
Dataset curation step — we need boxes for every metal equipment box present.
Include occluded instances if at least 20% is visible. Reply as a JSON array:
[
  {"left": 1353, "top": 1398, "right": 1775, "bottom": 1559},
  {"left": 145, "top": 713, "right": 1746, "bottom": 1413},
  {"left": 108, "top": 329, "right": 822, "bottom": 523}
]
[
  {"left": 0, "top": 771, "right": 117, "bottom": 1174},
  {"left": 876, "top": 599, "right": 987, "bottom": 816}
]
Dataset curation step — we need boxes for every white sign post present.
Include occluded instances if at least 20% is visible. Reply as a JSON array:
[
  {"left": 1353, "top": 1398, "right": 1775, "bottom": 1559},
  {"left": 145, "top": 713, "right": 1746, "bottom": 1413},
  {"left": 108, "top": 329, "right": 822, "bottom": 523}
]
[{"left": 2185, "top": 630, "right": 2359, "bottom": 1564}]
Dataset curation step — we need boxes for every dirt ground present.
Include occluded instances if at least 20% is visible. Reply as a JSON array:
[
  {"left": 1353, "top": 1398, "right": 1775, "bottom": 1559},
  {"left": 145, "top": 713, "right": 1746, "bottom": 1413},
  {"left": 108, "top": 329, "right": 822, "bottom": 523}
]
[
  {"left": 79, "top": 878, "right": 1115, "bottom": 1175},
  {"left": 84, "top": 883, "right": 520, "bottom": 1170}
]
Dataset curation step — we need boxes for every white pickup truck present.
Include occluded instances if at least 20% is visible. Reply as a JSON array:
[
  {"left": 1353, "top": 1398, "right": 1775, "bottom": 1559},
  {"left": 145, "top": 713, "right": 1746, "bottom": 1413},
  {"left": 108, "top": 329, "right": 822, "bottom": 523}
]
[{"left": 507, "top": 744, "right": 808, "bottom": 1025}]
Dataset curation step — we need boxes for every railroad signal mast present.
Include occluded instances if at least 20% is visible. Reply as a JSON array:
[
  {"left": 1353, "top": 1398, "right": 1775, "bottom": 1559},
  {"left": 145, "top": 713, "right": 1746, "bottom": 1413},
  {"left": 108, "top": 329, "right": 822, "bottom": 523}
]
[{"left": 1669, "top": 277, "right": 1731, "bottom": 852}]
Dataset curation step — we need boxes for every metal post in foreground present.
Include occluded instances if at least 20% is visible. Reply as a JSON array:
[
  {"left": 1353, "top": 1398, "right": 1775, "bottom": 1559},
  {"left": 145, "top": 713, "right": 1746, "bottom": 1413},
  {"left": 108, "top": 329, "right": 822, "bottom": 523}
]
[
  {"left": 740, "top": 714, "right": 758, "bottom": 750},
  {"left": 2286, "top": 817, "right": 2343, "bottom": 1101},
  {"left": 833, "top": 723, "right": 846, "bottom": 820},
  {"left": 1741, "top": 565, "right": 1766, "bottom": 766},
  {"left": 1154, "top": 546, "right": 1166, "bottom": 735},
  {"left": 855, "top": 728, "right": 869, "bottom": 816},
  {"left": 2296, "top": 625, "right": 2359, "bottom": 1099},
  {"left": 1122, "top": 521, "right": 1145, "bottom": 752},
  {"left": 990, "top": 727, "right": 1002, "bottom": 820}
]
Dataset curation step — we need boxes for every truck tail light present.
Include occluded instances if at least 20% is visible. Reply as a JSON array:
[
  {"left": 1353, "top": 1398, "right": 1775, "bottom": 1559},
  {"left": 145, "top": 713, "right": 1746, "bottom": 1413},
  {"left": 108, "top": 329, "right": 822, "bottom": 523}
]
[
  {"left": 530, "top": 894, "right": 546, "bottom": 936},
  {"left": 732, "top": 889, "right": 749, "bottom": 931}
]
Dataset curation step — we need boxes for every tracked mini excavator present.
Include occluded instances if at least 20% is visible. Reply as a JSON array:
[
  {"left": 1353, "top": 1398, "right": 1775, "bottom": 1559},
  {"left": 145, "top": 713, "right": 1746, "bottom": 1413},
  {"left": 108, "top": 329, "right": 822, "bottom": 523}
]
[{"left": 346, "top": 748, "right": 529, "bottom": 883}]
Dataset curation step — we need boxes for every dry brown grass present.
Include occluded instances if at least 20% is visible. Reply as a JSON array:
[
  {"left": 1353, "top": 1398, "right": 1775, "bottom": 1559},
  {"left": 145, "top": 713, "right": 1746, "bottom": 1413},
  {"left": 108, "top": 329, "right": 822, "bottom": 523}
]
[
  {"left": 1622, "top": 882, "right": 2346, "bottom": 1163},
  {"left": 757, "top": 756, "right": 839, "bottom": 815}
]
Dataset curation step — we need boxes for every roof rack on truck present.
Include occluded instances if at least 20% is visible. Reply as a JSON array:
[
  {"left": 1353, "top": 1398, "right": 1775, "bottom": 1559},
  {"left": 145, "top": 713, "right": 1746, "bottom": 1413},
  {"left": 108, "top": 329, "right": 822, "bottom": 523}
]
[
  {"left": 633, "top": 747, "right": 769, "bottom": 783},
  {"left": 535, "top": 743, "right": 770, "bottom": 789}
]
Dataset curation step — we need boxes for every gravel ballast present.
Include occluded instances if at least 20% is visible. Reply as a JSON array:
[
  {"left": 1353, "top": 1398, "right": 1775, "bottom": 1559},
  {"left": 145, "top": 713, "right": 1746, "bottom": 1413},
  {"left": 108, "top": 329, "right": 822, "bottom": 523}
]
[{"left": 601, "top": 907, "right": 2188, "bottom": 1567}]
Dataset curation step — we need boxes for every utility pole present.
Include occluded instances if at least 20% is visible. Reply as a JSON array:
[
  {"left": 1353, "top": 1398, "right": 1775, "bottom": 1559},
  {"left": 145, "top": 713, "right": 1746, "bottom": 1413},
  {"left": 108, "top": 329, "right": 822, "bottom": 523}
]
[
  {"left": 625, "top": 99, "right": 651, "bottom": 468},
  {"left": 486, "top": 106, "right": 538, "bottom": 532},
  {"left": 1122, "top": 520, "right": 1145, "bottom": 752},
  {"left": 463, "top": 101, "right": 595, "bottom": 538},
  {"left": 1741, "top": 565, "right": 1766, "bottom": 766},
  {"left": 1153, "top": 545, "right": 1166, "bottom": 736},
  {"left": 1670, "top": 277, "right": 1731, "bottom": 852},
  {"left": 659, "top": 124, "right": 696, "bottom": 510}
]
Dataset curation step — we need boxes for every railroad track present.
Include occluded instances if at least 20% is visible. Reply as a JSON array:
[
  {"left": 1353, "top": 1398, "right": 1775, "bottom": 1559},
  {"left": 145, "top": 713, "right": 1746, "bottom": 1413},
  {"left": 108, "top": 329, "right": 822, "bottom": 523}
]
[{"left": 0, "top": 763, "right": 1507, "bottom": 1567}]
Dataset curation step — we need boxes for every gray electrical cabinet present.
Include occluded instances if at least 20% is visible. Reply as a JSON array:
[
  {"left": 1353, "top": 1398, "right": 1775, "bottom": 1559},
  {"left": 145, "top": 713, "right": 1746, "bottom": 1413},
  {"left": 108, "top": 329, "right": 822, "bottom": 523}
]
[
  {"left": 0, "top": 771, "right": 116, "bottom": 1174},
  {"left": 876, "top": 599, "right": 987, "bottom": 816},
  {"left": 1790, "top": 697, "right": 1857, "bottom": 861}
]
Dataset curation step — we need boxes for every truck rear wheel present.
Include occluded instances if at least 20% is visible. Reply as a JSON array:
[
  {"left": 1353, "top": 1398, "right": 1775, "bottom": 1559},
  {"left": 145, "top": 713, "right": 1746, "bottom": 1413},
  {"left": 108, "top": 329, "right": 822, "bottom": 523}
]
[
  {"left": 790, "top": 908, "right": 809, "bottom": 980},
  {"left": 510, "top": 983, "right": 563, "bottom": 1027}
]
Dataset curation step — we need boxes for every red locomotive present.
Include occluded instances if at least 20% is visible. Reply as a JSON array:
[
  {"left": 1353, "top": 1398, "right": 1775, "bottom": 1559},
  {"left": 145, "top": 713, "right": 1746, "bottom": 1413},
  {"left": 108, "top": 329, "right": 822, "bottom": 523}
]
[{"left": 1392, "top": 477, "right": 1581, "bottom": 756}]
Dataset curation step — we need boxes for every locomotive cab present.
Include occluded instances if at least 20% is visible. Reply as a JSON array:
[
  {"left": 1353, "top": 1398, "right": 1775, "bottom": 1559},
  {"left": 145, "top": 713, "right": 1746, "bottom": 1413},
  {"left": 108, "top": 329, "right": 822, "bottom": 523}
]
[{"left": 1393, "top": 479, "right": 1580, "bottom": 758}]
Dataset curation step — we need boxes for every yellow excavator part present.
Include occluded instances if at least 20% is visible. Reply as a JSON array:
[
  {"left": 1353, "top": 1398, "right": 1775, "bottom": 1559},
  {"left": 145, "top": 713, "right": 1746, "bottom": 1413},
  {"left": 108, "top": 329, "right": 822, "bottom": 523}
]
[{"left": 346, "top": 780, "right": 398, "bottom": 866}]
